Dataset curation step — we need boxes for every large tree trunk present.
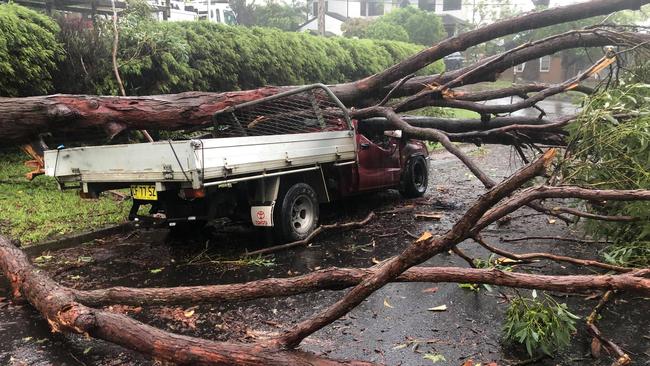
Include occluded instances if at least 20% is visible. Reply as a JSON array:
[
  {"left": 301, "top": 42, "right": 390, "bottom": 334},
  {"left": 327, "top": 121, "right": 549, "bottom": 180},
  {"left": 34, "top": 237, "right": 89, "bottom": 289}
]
[
  {"left": 0, "top": 88, "right": 283, "bottom": 144},
  {"left": 0, "top": 235, "right": 373, "bottom": 366}
]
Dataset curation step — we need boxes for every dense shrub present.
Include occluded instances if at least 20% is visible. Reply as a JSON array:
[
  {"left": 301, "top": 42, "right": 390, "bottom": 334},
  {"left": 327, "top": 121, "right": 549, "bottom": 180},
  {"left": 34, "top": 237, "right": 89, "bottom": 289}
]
[
  {"left": 53, "top": 6, "right": 443, "bottom": 95},
  {"left": 365, "top": 21, "right": 409, "bottom": 43},
  {"left": 0, "top": 4, "right": 63, "bottom": 96},
  {"left": 5, "top": 2, "right": 443, "bottom": 96},
  {"left": 342, "top": 7, "right": 446, "bottom": 46}
]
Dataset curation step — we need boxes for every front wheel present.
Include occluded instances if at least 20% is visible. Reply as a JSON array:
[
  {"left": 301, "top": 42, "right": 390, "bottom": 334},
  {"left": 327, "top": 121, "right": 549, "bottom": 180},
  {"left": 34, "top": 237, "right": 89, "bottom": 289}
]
[
  {"left": 273, "top": 183, "right": 319, "bottom": 242},
  {"left": 400, "top": 156, "right": 428, "bottom": 198}
]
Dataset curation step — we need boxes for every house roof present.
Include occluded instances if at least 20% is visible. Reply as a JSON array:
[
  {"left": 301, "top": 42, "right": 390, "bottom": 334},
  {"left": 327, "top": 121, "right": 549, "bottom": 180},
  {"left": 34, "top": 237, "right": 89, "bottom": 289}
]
[
  {"left": 441, "top": 13, "right": 467, "bottom": 26},
  {"left": 326, "top": 11, "right": 349, "bottom": 22}
]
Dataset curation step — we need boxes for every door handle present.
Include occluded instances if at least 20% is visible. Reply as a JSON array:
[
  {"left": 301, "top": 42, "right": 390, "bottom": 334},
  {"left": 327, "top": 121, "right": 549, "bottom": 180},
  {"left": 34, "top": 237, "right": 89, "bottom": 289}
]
[{"left": 360, "top": 143, "right": 370, "bottom": 150}]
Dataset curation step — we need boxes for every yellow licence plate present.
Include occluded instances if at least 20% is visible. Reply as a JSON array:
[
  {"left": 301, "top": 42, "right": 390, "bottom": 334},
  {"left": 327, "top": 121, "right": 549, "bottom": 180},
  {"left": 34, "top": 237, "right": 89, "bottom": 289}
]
[{"left": 130, "top": 185, "right": 158, "bottom": 201}]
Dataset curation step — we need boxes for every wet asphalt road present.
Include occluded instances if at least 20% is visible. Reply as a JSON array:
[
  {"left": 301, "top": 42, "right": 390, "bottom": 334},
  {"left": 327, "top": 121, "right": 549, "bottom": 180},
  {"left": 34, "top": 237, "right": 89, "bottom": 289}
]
[{"left": 1, "top": 143, "right": 648, "bottom": 366}]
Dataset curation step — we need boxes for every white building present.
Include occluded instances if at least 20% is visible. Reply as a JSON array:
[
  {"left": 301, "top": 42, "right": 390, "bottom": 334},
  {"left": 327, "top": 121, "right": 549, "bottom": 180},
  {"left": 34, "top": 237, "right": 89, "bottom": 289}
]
[
  {"left": 298, "top": 0, "right": 472, "bottom": 36},
  {"left": 148, "top": 0, "right": 236, "bottom": 24}
]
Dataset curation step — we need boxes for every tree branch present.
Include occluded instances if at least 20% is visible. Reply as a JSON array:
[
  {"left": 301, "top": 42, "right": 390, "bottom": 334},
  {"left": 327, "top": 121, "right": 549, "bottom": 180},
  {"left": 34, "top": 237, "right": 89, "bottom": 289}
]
[
  {"left": 0, "top": 235, "right": 372, "bottom": 366},
  {"left": 332, "top": 0, "right": 649, "bottom": 102},
  {"left": 473, "top": 236, "right": 632, "bottom": 273},
  {"left": 73, "top": 266, "right": 650, "bottom": 307}
]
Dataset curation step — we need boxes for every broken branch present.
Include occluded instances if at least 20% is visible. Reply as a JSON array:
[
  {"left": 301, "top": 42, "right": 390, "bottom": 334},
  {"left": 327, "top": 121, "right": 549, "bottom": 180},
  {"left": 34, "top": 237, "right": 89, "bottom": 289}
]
[{"left": 245, "top": 212, "right": 375, "bottom": 256}]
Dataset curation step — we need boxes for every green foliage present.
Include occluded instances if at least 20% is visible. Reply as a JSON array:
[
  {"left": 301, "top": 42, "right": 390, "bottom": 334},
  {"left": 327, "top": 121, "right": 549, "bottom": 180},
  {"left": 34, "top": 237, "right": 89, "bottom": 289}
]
[
  {"left": 51, "top": 15, "right": 112, "bottom": 94},
  {"left": 561, "top": 75, "right": 650, "bottom": 267},
  {"left": 503, "top": 291, "right": 579, "bottom": 357},
  {"left": 365, "top": 21, "right": 409, "bottom": 43},
  {"left": 228, "top": 0, "right": 306, "bottom": 28},
  {"left": 253, "top": 1, "right": 307, "bottom": 31},
  {"left": 341, "top": 17, "right": 372, "bottom": 38},
  {"left": 9, "top": 1, "right": 443, "bottom": 96},
  {"left": 0, "top": 150, "right": 129, "bottom": 244},
  {"left": 398, "top": 9, "right": 445, "bottom": 46},
  {"left": 0, "top": 3, "right": 63, "bottom": 96},
  {"left": 342, "top": 7, "right": 445, "bottom": 46},
  {"left": 53, "top": 10, "right": 443, "bottom": 95},
  {"left": 459, "top": 254, "right": 514, "bottom": 292}
]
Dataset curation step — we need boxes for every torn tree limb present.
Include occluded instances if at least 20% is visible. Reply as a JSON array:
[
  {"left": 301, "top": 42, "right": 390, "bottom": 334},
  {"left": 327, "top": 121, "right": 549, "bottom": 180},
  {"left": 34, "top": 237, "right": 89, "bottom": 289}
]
[
  {"left": 473, "top": 236, "right": 632, "bottom": 273},
  {"left": 387, "top": 30, "right": 648, "bottom": 99},
  {"left": 452, "top": 83, "right": 594, "bottom": 102},
  {"left": 586, "top": 291, "right": 632, "bottom": 366},
  {"left": 550, "top": 206, "right": 639, "bottom": 222},
  {"left": 73, "top": 266, "right": 650, "bottom": 307},
  {"left": 245, "top": 212, "right": 375, "bottom": 256},
  {"left": 395, "top": 54, "right": 615, "bottom": 114},
  {"left": 472, "top": 187, "right": 650, "bottom": 234},
  {"left": 0, "top": 235, "right": 373, "bottom": 366},
  {"left": 358, "top": 115, "right": 569, "bottom": 146},
  {"left": 443, "top": 115, "right": 574, "bottom": 141}
]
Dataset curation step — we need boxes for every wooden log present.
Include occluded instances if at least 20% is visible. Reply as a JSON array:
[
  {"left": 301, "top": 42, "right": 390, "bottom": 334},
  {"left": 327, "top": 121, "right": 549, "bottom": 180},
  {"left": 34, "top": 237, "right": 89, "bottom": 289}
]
[
  {"left": 0, "top": 235, "right": 373, "bottom": 366},
  {"left": 0, "top": 88, "right": 283, "bottom": 144}
]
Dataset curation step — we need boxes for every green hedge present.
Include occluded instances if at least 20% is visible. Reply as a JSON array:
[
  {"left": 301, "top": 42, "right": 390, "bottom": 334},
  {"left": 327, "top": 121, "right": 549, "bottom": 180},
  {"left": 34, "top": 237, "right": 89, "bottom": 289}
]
[
  {"left": 0, "top": 4, "right": 63, "bottom": 96},
  {"left": 65, "top": 20, "right": 444, "bottom": 96},
  {"left": 2, "top": 3, "right": 444, "bottom": 97}
]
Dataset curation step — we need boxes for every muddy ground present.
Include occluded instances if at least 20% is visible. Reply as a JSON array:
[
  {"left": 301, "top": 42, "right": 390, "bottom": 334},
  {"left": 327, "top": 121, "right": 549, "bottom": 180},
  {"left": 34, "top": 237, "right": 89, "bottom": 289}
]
[{"left": 1, "top": 144, "right": 649, "bottom": 366}]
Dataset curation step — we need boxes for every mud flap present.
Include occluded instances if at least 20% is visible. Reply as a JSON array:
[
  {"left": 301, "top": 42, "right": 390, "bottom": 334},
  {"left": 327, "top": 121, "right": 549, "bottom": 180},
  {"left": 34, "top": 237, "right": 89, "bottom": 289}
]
[{"left": 251, "top": 203, "right": 275, "bottom": 227}]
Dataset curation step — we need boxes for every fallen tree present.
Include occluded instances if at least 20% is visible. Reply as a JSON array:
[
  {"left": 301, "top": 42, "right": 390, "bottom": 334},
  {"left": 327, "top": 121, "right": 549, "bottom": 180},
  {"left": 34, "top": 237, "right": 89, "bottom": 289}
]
[
  {"left": 0, "top": 235, "right": 373, "bottom": 366},
  {"left": 1, "top": 0, "right": 649, "bottom": 145},
  {"left": 2, "top": 0, "right": 650, "bottom": 365}
]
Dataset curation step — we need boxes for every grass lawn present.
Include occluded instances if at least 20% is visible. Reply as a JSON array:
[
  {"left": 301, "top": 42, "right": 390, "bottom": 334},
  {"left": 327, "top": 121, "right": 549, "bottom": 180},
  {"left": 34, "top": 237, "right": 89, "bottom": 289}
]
[{"left": 0, "top": 149, "right": 129, "bottom": 245}]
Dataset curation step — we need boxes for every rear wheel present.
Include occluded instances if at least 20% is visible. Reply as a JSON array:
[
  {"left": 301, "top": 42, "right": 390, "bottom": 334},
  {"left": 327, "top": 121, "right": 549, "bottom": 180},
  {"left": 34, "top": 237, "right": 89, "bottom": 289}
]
[
  {"left": 400, "top": 155, "right": 428, "bottom": 198},
  {"left": 273, "top": 183, "right": 319, "bottom": 242}
]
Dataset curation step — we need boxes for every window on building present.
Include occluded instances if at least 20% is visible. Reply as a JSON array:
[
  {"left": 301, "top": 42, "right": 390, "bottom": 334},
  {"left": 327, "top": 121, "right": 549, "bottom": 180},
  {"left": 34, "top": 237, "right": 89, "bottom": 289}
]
[
  {"left": 360, "top": 0, "right": 367, "bottom": 16},
  {"left": 539, "top": 56, "right": 551, "bottom": 72},
  {"left": 215, "top": 9, "right": 221, "bottom": 23},
  {"left": 514, "top": 63, "right": 526, "bottom": 74},
  {"left": 210, "top": 10, "right": 214, "bottom": 19},
  {"left": 442, "top": 0, "right": 461, "bottom": 11},
  {"left": 418, "top": 0, "right": 435, "bottom": 11}
]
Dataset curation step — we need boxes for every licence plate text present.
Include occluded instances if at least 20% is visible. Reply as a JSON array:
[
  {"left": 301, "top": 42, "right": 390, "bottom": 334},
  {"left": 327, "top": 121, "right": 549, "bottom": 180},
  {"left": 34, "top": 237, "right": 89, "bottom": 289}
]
[{"left": 131, "top": 185, "right": 158, "bottom": 201}]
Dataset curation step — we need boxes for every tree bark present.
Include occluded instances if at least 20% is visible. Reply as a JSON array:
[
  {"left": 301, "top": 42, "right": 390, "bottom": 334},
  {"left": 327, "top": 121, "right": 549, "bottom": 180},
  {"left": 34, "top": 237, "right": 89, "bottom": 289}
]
[
  {"left": 0, "top": 88, "right": 283, "bottom": 144},
  {"left": 0, "top": 235, "right": 373, "bottom": 366},
  {"left": 73, "top": 266, "right": 650, "bottom": 307}
]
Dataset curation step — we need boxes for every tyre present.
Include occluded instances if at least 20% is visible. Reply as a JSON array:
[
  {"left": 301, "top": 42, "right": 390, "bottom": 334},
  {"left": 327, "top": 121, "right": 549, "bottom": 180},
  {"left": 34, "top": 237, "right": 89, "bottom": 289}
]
[
  {"left": 273, "top": 183, "right": 319, "bottom": 242},
  {"left": 400, "top": 155, "right": 428, "bottom": 198}
]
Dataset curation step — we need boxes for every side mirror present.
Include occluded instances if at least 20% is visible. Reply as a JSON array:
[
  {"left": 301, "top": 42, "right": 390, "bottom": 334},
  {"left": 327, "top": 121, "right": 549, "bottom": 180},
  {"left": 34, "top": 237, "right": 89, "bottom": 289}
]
[{"left": 384, "top": 130, "right": 403, "bottom": 138}]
